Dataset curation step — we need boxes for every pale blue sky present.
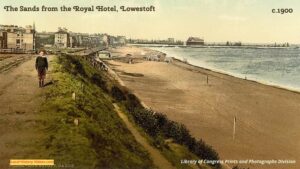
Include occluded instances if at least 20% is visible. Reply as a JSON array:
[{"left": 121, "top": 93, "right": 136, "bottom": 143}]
[{"left": 1, "top": 0, "right": 300, "bottom": 43}]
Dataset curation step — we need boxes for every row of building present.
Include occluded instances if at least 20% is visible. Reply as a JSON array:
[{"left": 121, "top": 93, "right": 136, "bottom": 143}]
[
  {"left": 0, "top": 23, "right": 205, "bottom": 53},
  {"left": 128, "top": 37, "right": 205, "bottom": 46},
  {"left": 0, "top": 24, "right": 127, "bottom": 52},
  {"left": 128, "top": 38, "right": 184, "bottom": 45},
  {"left": 52, "top": 27, "right": 126, "bottom": 48}
]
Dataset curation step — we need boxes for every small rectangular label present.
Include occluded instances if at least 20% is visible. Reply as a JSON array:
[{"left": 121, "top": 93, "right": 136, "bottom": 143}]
[{"left": 10, "top": 159, "right": 54, "bottom": 166}]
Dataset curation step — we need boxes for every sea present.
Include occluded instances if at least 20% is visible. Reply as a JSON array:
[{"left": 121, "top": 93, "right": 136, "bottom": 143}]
[{"left": 147, "top": 46, "right": 300, "bottom": 92}]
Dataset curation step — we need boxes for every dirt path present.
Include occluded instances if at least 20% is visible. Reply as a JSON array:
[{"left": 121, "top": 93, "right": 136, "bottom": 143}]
[
  {"left": 0, "top": 55, "right": 53, "bottom": 168},
  {"left": 113, "top": 104, "right": 175, "bottom": 169}
]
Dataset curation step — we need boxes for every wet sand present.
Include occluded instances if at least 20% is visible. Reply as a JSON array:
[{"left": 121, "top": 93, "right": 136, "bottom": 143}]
[{"left": 106, "top": 46, "right": 300, "bottom": 169}]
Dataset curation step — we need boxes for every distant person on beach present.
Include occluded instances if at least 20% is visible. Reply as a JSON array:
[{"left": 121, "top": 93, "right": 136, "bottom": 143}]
[{"left": 35, "top": 49, "right": 48, "bottom": 88}]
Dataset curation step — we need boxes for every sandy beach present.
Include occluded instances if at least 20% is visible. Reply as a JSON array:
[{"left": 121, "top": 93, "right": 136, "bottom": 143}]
[{"left": 106, "top": 46, "right": 300, "bottom": 169}]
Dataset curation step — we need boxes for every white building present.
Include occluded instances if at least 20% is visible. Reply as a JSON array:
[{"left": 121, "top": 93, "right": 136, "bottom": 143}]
[
  {"left": 0, "top": 24, "right": 35, "bottom": 51},
  {"left": 54, "top": 27, "right": 70, "bottom": 48}
]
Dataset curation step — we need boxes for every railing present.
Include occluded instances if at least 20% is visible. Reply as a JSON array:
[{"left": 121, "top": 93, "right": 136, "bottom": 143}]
[
  {"left": 60, "top": 46, "right": 109, "bottom": 72},
  {"left": 0, "top": 48, "right": 35, "bottom": 54}
]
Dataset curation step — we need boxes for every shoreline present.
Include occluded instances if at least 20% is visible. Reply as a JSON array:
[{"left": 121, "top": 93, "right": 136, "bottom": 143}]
[
  {"left": 107, "top": 44, "right": 300, "bottom": 96},
  {"left": 106, "top": 46, "right": 300, "bottom": 169},
  {"left": 170, "top": 57, "right": 300, "bottom": 95},
  {"left": 142, "top": 45, "right": 300, "bottom": 94},
  {"left": 128, "top": 43, "right": 296, "bottom": 49}
]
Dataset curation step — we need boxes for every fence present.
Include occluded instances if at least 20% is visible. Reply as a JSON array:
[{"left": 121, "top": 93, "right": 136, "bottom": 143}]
[
  {"left": 60, "top": 47, "right": 109, "bottom": 72},
  {"left": 0, "top": 48, "right": 35, "bottom": 54}
]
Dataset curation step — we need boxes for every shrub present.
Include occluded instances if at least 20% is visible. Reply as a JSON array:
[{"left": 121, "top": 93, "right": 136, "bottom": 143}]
[
  {"left": 131, "top": 108, "right": 160, "bottom": 137},
  {"left": 111, "top": 86, "right": 126, "bottom": 101},
  {"left": 91, "top": 73, "right": 107, "bottom": 92},
  {"left": 61, "top": 54, "right": 87, "bottom": 77},
  {"left": 153, "top": 113, "right": 169, "bottom": 129},
  {"left": 72, "top": 59, "right": 86, "bottom": 77},
  {"left": 125, "top": 94, "right": 142, "bottom": 112}
]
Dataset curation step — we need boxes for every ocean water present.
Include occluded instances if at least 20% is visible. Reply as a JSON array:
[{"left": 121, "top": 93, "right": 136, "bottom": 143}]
[{"left": 149, "top": 46, "right": 300, "bottom": 92}]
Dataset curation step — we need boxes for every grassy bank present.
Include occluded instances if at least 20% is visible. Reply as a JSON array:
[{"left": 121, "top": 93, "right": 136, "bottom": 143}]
[
  {"left": 39, "top": 53, "right": 218, "bottom": 169},
  {"left": 40, "top": 55, "right": 155, "bottom": 169}
]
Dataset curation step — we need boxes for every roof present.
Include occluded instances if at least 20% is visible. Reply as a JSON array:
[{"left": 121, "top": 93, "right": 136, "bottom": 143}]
[
  {"left": 55, "top": 30, "right": 69, "bottom": 34},
  {"left": 187, "top": 37, "right": 204, "bottom": 42},
  {"left": 0, "top": 25, "right": 26, "bottom": 33}
]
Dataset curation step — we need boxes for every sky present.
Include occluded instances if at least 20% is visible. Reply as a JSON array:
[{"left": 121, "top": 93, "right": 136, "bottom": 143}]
[{"left": 1, "top": 0, "right": 300, "bottom": 43}]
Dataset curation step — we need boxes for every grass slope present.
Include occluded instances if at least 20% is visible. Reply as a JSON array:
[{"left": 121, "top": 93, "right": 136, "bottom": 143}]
[
  {"left": 40, "top": 56, "right": 155, "bottom": 169},
  {"left": 38, "top": 54, "right": 217, "bottom": 169}
]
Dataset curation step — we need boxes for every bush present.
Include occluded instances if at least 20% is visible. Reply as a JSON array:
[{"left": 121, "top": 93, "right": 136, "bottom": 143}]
[
  {"left": 72, "top": 59, "right": 86, "bottom": 77},
  {"left": 126, "top": 94, "right": 142, "bottom": 112},
  {"left": 91, "top": 73, "right": 107, "bottom": 92},
  {"left": 111, "top": 86, "right": 127, "bottom": 101},
  {"left": 153, "top": 113, "right": 169, "bottom": 129},
  {"left": 192, "top": 139, "right": 219, "bottom": 163},
  {"left": 61, "top": 54, "right": 87, "bottom": 77},
  {"left": 131, "top": 108, "right": 160, "bottom": 137}
]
